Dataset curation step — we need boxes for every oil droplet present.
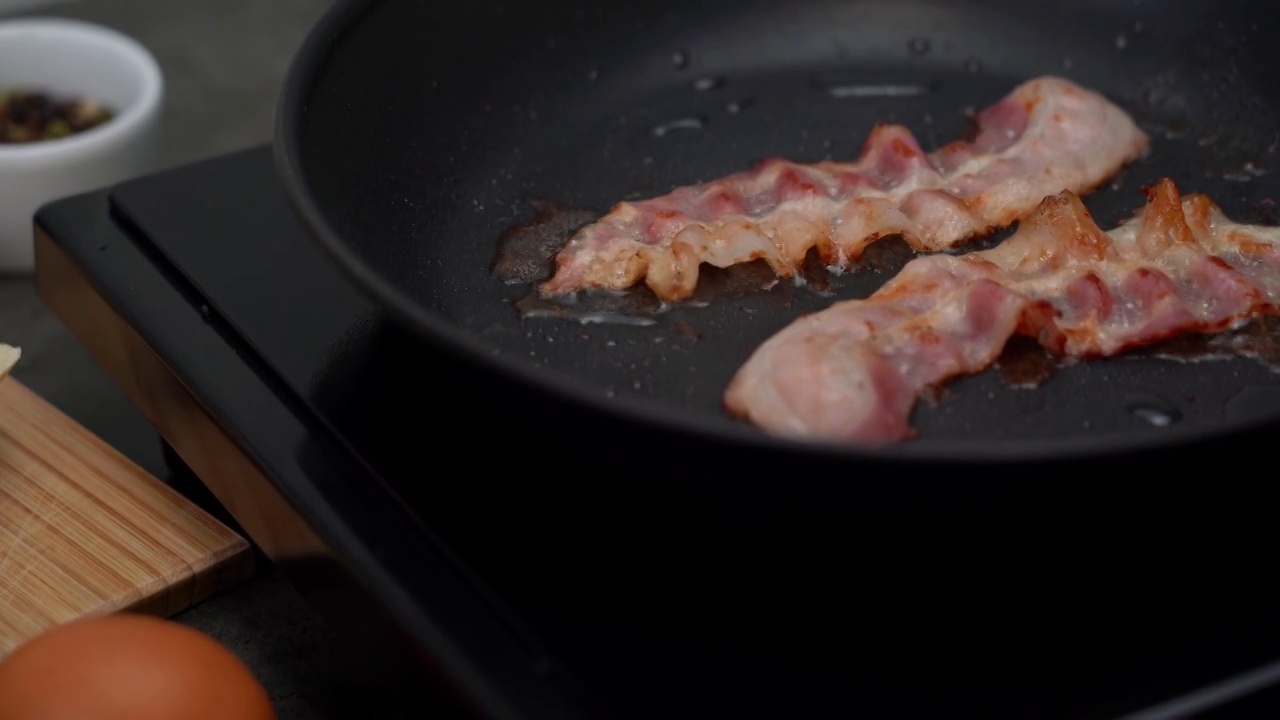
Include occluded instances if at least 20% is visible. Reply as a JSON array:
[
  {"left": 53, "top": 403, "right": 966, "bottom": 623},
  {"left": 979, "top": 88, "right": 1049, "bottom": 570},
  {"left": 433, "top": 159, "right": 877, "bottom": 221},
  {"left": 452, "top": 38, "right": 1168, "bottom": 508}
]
[
  {"left": 1115, "top": 33, "right": 1128, "bottom": 50},
  {"left": 1123, "top": 391, "right": 1182, "bottom": 427},
  {"left": 587, "top": 69, "right": 599, "bottom": 81},
  {"left": 725, "top": 98, "right": 754, "bottom": 114},
  {"left": 964, "top": 57, "right": 984, "bottom": 74},
  {"left": 577, "top": 312, "right": 658, "bottom": 327},
  {"left": 1062, "top": 56, "right": 1074, "bottom": 70},
  {"left": 826, "top": 84, "right": 926, "bottom": 99},
  {"left": 693, "top": 76, "right": 723, "bottom": 91},
  {"left": 907, "top": 37, "right": 931, "bottom": 56},
  {"left": 652, "top": 117, "right": 704, "bottom": 137},
  {"left": 1224, "top": 161, "right": 1270, "bottom": 182},
  {"left": 672, "top": 50, "right": 690, "bottom": 69}
]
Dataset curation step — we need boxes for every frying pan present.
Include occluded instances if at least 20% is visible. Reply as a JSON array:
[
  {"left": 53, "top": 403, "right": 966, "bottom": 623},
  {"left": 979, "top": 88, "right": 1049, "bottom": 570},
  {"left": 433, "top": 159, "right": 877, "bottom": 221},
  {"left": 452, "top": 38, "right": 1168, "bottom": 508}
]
[{"left": 274, "top": 0, "right": 1280, "bottom": 490}]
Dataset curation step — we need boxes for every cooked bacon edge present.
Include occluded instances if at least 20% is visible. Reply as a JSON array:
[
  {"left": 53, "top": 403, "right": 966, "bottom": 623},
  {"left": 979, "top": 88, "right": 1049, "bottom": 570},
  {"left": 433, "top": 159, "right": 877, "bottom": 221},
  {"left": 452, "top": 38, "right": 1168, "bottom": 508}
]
[
  {"left": 723, "top": 179, "right": 1280, "bottom": 445},
  {"left": 540, "top": 75, "right": 1150, "bottom": 302}
]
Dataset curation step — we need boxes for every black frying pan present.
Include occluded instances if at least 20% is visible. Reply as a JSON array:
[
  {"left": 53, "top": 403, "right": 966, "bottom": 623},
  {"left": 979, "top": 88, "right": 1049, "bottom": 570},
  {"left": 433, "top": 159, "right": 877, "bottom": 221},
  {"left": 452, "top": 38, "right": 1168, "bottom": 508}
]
[{"left": 275, "top": 0, "right": 1280, "bottom": 491}]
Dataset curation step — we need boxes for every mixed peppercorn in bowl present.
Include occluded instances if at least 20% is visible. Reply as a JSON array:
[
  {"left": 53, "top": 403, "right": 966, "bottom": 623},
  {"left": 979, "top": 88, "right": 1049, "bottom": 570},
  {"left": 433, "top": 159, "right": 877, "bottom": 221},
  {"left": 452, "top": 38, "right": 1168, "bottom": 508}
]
[{"left": 0, "top": 88, "right": 114, "bottom": 144}]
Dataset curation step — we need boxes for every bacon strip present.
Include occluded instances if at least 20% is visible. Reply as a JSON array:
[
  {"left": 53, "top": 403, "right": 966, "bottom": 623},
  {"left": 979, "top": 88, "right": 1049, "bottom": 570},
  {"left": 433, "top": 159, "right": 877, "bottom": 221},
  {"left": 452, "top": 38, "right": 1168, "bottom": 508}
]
[
  {"left": 723, "top": 179, "right": 1280, "bottom": 445},
  {"left": 540, "top": 76, "right": 1149, "bottom": 302}
]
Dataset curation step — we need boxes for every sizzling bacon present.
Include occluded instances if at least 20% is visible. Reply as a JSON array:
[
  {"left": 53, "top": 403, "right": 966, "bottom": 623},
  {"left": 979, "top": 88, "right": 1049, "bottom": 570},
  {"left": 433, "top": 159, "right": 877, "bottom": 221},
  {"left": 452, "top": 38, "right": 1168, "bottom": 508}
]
[
  {"left": 540, "top": 76, "right": 1149, "bottom": 302},
  {"left": 723, "top": 179, "right": 1280, "bottom": 445}
]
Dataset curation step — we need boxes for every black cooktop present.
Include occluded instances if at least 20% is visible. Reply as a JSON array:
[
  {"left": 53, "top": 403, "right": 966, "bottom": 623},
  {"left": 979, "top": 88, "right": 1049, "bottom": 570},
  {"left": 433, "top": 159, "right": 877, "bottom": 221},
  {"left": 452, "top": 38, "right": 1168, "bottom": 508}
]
[{"left": 38, "top": 145, "right": 1280, "bottom": 719}]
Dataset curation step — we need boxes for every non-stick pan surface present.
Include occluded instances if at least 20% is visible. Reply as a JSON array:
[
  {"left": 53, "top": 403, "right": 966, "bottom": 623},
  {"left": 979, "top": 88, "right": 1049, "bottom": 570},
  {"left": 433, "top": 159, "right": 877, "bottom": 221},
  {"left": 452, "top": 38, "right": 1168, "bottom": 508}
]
[{"left": 276, "top": 0, "right": 1280, "bottom": 466}]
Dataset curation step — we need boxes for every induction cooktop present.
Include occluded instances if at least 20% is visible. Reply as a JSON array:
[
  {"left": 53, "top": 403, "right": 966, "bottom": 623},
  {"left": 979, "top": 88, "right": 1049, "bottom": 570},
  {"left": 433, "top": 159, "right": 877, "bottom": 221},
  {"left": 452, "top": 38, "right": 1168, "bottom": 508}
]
[{"left": 33, "top": 144, "right": 1280, "bottom": 720}]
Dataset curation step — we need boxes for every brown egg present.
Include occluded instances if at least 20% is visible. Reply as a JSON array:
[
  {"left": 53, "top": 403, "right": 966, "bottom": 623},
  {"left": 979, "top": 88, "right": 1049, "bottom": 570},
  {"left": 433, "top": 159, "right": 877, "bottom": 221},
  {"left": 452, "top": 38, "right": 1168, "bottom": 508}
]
[{"left": 0, "top": 613, "right": 276, "bottom": 720}]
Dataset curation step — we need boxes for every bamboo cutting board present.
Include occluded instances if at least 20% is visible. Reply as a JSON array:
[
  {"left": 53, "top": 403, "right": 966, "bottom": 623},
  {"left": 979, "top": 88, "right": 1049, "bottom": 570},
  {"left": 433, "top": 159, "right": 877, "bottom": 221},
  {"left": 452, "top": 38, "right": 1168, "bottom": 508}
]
[{"left": 0, "top": 372, "right": 254, "bottom": 658}]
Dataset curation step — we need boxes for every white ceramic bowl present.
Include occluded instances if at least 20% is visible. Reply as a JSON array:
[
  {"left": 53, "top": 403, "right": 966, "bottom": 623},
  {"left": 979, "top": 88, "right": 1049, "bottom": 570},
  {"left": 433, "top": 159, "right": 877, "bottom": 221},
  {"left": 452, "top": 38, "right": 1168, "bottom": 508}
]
[{"left": 0, "top": 17, "right": 163, "bottom": 273}]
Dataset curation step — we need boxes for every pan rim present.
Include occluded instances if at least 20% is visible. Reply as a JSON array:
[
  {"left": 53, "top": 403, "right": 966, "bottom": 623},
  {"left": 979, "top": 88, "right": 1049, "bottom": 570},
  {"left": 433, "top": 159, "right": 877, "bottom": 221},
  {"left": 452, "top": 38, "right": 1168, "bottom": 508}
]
[{"left": 273, "top": 0, "right": 1278, "bottom": 466}]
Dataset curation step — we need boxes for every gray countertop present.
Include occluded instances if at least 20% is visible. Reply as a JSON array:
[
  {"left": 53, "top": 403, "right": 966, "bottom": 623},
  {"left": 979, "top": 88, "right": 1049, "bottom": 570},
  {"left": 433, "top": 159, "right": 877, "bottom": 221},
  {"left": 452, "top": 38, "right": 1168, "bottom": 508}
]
[{"left": 1, "top": 1, "right": 364, "bottom": 716}]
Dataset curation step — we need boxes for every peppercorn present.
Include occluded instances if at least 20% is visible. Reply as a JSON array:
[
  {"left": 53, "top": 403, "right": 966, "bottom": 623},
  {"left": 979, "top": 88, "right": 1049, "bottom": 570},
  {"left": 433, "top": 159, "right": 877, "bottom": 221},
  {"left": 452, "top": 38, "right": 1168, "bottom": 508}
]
[{"left": 0, "top": 88, "right": 114, "bottom": 144}]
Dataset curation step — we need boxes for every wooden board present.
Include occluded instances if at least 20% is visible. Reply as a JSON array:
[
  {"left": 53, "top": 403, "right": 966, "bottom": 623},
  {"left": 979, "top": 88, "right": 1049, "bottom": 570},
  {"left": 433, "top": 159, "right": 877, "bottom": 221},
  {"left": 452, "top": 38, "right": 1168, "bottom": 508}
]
[{"left": 0, "top": 377, "right": 254, "bottom": 657}]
